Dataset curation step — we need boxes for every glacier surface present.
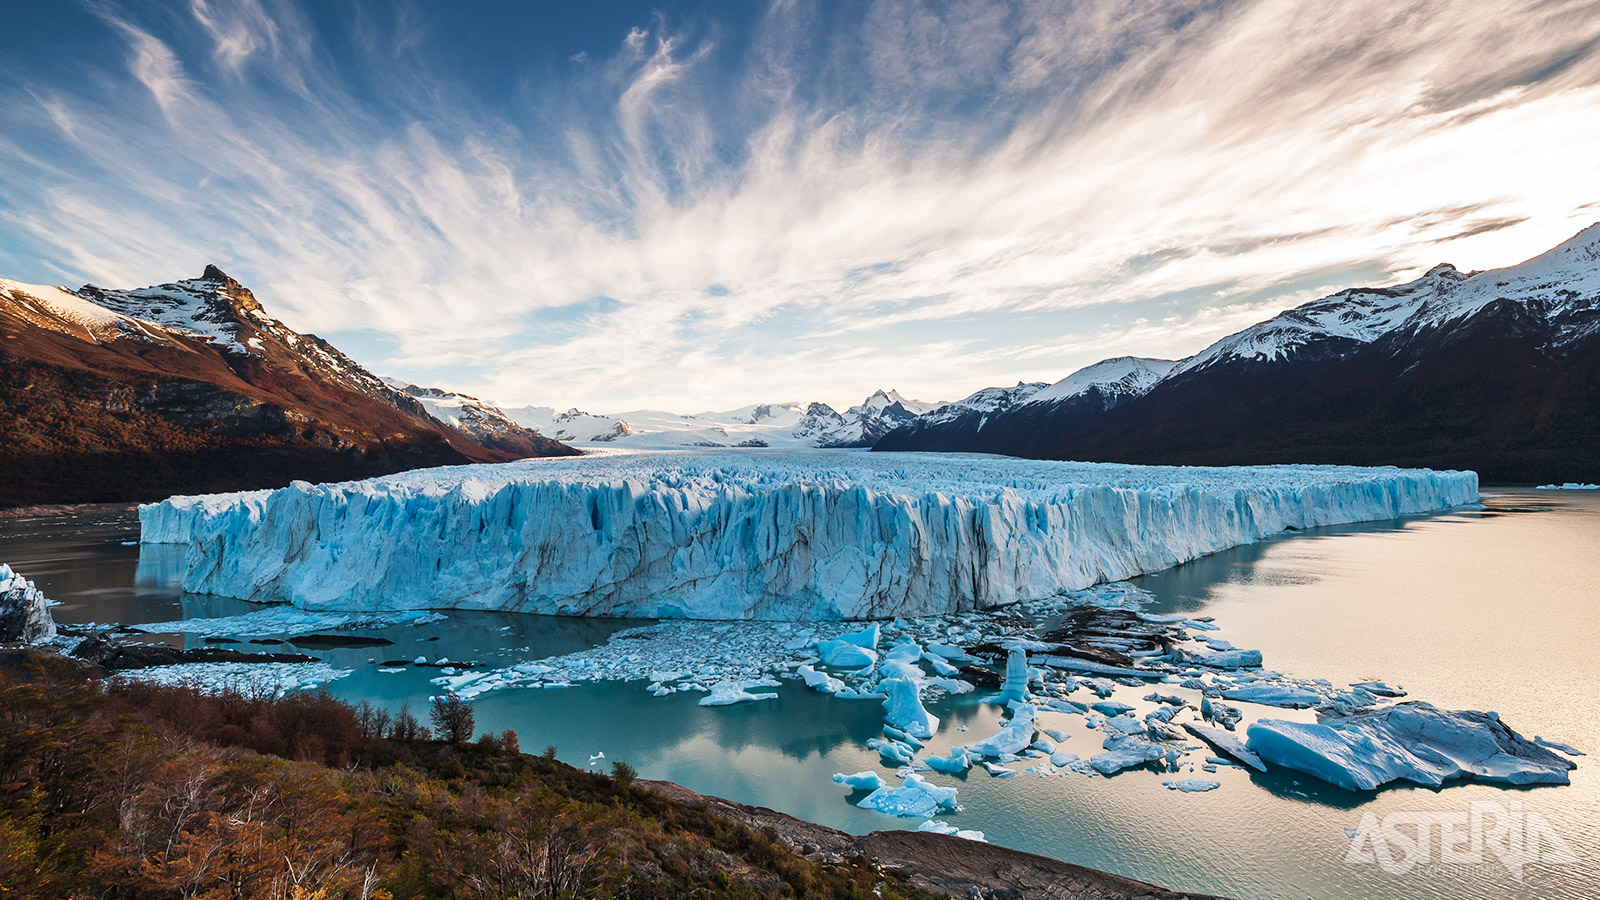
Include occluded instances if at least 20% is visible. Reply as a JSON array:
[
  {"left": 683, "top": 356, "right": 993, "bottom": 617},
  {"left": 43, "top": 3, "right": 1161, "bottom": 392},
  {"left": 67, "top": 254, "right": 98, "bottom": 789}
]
[{"left": 141, "top": 450, "right": 1477, "bottom": 620}]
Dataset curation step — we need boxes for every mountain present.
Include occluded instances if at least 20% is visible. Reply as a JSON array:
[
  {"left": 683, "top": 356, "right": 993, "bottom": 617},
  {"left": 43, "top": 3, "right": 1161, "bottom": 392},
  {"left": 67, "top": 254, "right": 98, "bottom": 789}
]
[
  {"left": 875, "top": 223, "right": 1600, "bottom": 483},
  {"left": 380, "top": 378, "right": 567, "bottom": 458},
  {"left": 499, "top": 389, "right": 940, "bottom": 450},
  {"left": 0, "top": 266, "right": 575, "bottom": 505}
]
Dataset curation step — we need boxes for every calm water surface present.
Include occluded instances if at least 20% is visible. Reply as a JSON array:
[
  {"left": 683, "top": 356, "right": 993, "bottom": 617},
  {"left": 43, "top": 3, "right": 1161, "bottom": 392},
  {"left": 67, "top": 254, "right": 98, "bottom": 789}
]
[{"left": 2, "top": 490, "right": 1595, "bottom": 900}]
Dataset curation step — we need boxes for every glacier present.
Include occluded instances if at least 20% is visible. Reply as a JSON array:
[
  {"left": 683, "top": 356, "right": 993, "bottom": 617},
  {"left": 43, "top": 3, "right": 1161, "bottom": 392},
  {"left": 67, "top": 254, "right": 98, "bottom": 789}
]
[{"left": 141, "top": 450, "right": 1478, "bottom": 621}]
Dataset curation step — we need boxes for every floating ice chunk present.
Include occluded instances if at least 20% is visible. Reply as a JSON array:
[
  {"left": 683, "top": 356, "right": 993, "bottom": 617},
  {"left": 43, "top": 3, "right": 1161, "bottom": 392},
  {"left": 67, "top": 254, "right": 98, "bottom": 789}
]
[
  {"left": 884, "top": 642, "right": 923, "bottom": 663},
  {"left": 924, "top": 654, "right": 960, "bottom": 677},
  {"left": 868, "top": 737, "right": 917, "bottom": 766},
  {"left": 1223, "top": 683, "right": 1322, "bottom": 708},
  {"left": 882, "top": 677, "right": 940, "bottom": 739},
  {"left": 817, "top": 640, "right": 879, "bottom": 668},
  {"left": 1091, "top": 701, "right": 1134, "bottom": 716},
  {"left": 980, "top": 761, "right": 1017, "bottom": 778},
  {"left": 698, "top": 682, "right": 780, "bottom": 706},
  {"left": 926, "top": 643, "right": 971, "bottom": 661},
  {"left": 1049, "top": 751, "right": 1079, "bottom": 767},
  {"left": 1089, "top": 736, "right": 1168, "bottom": 775},
  {"left": 925, "top": 747, "right": 973, "bottom": 774},
  {"left": 1183, "top": 722, "right": 1267, "bottom": 772},
  {"left": 1349, "top": 681, "right": 1406, "bottom": 697},
  {"left": 883, "top": 725, "right": 924, "bottom": 749},
  {"left": 0, "top": 564, "right": 57, "bottom": 644},
  {"left": 857, "top": 773, "right": 959, "bottom": 818},
  {"left": 1182, "top": 648, "right": 1263, "bottom": 668},
  {"left": 796, "top": 664, "right": 846, "bottom": 694},
  {"left": 1042, "top": 728, "right": 1069, "bottom": 743},
  {"left": 1103, "top": 713, "right": 1147, "bottom": 735},
  {"left": 1535, "top": 736, "right": 1585, "bottom": 756},
  {"left": 918, "top": 820, "right": 986, "bottom": 842},
  {"left": 996, "top": 648, "right": 1030, "bottom": 704},
  {"left": 837, "top": 623, "right": 881, "bottom": 649},
  {"left": 1245, "top": 702, "right": 1577, "bottom": 791},
  {"left": 588, "top": 753, "right": 605, "bottom": 765},
  {"left": 1537, "top": 482, "right": 1600, "bottom": 489},
  {"left": 1163, "top": 778, "right": 1221, "bottom": 792},
  {"left": 966, "top": 703, "right": 1038, "bottom": 758},
  {"left": 832, "top": 771, "right": 885, "bottom": 792}
]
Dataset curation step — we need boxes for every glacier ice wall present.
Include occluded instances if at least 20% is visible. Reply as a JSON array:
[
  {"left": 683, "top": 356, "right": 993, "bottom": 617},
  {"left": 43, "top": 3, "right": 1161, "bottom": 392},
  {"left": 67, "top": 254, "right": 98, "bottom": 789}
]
[{"left": 140, "top": 450, "right": 1478, "bottom": 620}]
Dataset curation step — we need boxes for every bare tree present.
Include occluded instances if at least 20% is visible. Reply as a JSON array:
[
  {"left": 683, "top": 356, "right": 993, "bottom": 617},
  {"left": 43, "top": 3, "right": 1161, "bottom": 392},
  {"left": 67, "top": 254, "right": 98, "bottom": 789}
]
[{"left": 429, "top": 692, "right": 475, "bottom": 745}]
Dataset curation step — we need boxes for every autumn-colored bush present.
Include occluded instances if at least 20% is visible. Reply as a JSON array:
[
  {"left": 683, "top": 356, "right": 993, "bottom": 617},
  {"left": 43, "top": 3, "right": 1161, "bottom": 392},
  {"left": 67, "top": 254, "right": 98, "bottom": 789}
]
[{"left": 0, "top": 652, "right": 940, "bottom": 900}]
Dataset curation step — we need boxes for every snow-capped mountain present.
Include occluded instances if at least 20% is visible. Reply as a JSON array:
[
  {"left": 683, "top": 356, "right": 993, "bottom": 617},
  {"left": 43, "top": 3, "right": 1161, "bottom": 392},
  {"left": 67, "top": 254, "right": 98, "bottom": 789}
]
[
  {"left": 876, "top": 223, "right": 1600, "bottom": 482},
  {"left": 495, "top": 390, "right": 938, "bottom": 449},
  {"left": 0, "top": 266, "right": 573, "bottom": 505}
]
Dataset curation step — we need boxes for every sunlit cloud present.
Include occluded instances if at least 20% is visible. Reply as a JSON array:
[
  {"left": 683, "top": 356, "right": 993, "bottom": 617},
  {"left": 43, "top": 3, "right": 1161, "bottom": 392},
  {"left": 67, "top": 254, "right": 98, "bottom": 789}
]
[{"left": 1, "top": 0, "right": 1598, "bottom": 410}]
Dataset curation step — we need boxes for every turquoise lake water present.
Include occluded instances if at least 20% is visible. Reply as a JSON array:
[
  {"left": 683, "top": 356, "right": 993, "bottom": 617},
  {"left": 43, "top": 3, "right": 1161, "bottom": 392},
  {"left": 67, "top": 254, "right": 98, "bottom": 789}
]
[{"left": 3, "top": 489, "right": 1595, "bottom": 900}]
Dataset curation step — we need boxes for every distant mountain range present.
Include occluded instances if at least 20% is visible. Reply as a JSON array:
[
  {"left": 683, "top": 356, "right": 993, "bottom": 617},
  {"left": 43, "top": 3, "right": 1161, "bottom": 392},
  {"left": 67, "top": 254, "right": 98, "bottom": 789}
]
[
  {"left": 391, "top": 385, "right": 942, "bottom": 450},
  {"left": 0, "top": 266, "right": 574, "bottom": 505},
  {"left": 875, "top": 223, "right": 1600, "bottom": 483}
]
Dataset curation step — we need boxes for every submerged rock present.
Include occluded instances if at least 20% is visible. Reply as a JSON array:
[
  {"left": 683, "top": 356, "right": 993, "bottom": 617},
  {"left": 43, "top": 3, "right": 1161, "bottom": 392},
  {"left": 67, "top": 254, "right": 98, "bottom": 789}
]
[{"left": 1245, "top": 701, "right": 1577, "bottom": 791}]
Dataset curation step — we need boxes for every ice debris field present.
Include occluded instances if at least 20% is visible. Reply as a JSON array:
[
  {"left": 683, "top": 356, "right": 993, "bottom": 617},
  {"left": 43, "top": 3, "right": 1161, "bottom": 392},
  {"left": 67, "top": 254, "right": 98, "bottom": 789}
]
[{"left": 141, "top": 451, "right": 1478, "bottom": 620}]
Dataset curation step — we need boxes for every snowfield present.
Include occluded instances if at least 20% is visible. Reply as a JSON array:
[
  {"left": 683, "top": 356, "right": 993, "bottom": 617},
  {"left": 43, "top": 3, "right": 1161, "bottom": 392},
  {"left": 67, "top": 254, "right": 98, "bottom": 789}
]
[{"left": 141, "top": 451, "right": 1478, "bottom": 620}]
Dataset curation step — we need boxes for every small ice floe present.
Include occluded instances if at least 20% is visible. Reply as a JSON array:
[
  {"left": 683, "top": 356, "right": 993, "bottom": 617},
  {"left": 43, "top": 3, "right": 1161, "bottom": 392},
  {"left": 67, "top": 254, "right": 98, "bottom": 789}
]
[
  {"left": 925, "top": 747, "right": 973, "bottom": 774},
  {"left": 1535, "top": 736, "right": 1586, "bottom": 757},
  {"left": 832, "top": 771, "right": 885, "bottom": 792},
  {"left": 1181, "top": 648, "right": 1263, "bottom": 668},
  {"left": 980, "top": 761, "right": 1017, "bottom": 778},
  {"left": 377, "top": 667, "right": 407, "bottom": 674},
  {"left": 1183, "top": 722, "right": 1268, "bottom": 772},
  {"left": 1221, "top": 683, "right": 1322, "bottom": 708},
  {"left": 965, "top": 702, "right": 1038, "bottom": 758},
  {"left": 856, "top": 773, "right": 959, "bottom": 818},
  {"left": 588, "top": 752, "right": 605, "bottom": 766},
  {"left": 869, "top": 737, "right": 917, "bottom": 766},
  {"left": 918, "top": 820, "right": 986, "bottom": 842},
  {"left": 1163, "top": 778, "right": 1221, "bottom": 792},
  {"left": 1536, "top": 482, "right": 1600, "bottom": 489},
  {"left": 816, "top": 640, "right": 878, "bottom": 668},
  {"left": 697, "top": 681, "right": 780, "bottom": 706},
  {"left": 1245, "top": 702, "right": 1578, "bottom": 791},
  {"left": 1089, "top": 734, "right": 1172, "bottom": 775}
]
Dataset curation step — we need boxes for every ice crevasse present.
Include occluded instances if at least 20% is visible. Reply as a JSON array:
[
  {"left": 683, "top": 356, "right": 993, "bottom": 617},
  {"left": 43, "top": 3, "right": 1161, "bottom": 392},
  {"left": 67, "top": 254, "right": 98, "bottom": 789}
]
[{"left": 141, "top": 450, "right": 1479, "bottom": 620}]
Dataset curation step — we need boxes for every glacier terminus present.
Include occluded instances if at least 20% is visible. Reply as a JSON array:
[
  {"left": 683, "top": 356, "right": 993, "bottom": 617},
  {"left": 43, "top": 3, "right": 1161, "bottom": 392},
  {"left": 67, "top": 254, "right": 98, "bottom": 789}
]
[{"left": 142, "top": 450, "right": 1478, "bottom": 620}]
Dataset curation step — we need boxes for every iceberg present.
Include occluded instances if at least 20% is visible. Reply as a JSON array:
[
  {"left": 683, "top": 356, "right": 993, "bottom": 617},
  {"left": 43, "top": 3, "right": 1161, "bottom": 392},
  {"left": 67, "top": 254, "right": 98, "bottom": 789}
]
[
  {"left": 857, "top": 773, "right": 959, "bottom": 818},
  {"left": 816, "top": 640, "right": 878, "bottom": 667},
  {"left": 832, "top": 771, "right": 885, "bottom": 792},
  {"left": 697, "top": 682, "right": 779, "bottom": 706},
  {"left": 1222, "top": 683, "right": 1322, "bottom": 708},
  {"left": 141, "top": 451, "right": 1479, "bottom": 620},
  {"left": 1183, "top": 722, "right": 1267, "bottom": 772},
  {"left": 966, "top": 703, "right": 1038, "bottom": 758},
  {"left": 925, "top": 747, "right": 974, "bottom": 774},
  {"left": 996, "top": 648, "right": 1030, "bottom": 704},
  {"left": 1245, "top": 702, "right": 1577, "bottom": 791},
  {"left": 0, "top": 564, "right": 57, "bottom": 644},
  {"left": 918, "top": 820, "right": 986, "bottom": 841},
  {"left": 882, "top": 677, "right": 940, "bottom": 739},
  {"left": 1163, "top": 778, "right": 1221, "bottom": 792}
]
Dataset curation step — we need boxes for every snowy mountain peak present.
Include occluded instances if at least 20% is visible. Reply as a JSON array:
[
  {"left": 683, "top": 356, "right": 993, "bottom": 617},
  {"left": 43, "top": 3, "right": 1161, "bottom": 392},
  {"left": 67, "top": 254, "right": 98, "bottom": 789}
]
[
  {"left": 1027, "top": 357, "right": 1177, "bottom": 405},
  {"left": 1175, "top": 220, "right": 1600, "bottom": 377}
]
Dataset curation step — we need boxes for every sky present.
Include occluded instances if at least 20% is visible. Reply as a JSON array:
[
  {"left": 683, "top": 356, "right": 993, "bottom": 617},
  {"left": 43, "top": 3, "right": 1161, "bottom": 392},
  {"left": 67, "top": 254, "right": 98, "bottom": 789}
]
[{"left": 2, "top": 0, "right": 1599, "bottom": 412}]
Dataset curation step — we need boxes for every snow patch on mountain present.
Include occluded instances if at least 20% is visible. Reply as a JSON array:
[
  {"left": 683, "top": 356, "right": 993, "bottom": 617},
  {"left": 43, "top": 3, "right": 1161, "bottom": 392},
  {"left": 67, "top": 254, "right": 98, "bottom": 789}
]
[
  {"left": 914, "top": 383, "right": 1051, "bottom": 428},
  {"left": 1026, "top": 357, "right": 1177, "bottom": 405},
  {"left": 1175, "top": 222, "right": 1600, "bottom": 376}
]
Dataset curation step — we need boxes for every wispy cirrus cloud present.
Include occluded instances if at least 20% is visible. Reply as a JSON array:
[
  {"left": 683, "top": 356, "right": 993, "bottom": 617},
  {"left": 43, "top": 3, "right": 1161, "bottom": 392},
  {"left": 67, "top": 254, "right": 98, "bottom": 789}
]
[{"left": 1, "top": 0, "right": 1598, "bottom": 410}]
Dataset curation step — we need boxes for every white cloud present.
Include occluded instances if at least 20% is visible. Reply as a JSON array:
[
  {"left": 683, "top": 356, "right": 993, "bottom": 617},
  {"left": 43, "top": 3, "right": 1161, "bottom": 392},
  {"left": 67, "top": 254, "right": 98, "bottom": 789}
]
[{"left": 1, "top": 0, "right": 1598, "bottom": 411}]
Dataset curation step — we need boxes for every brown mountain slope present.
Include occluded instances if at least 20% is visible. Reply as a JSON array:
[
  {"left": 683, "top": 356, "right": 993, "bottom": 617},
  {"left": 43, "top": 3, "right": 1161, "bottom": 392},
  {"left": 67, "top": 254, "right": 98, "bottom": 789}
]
[{"left": 0, "top": 267, "right": 576, "bottom": 505}]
